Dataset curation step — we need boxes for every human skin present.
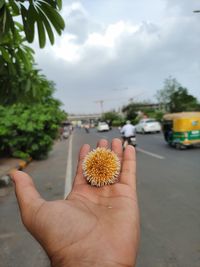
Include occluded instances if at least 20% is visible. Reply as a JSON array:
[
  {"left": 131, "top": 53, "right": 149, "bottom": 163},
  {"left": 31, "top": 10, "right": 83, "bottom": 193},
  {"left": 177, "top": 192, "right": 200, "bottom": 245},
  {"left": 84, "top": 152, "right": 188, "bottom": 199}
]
[{"left": 11, "top": 138, "right": 140, "bottom": 267}]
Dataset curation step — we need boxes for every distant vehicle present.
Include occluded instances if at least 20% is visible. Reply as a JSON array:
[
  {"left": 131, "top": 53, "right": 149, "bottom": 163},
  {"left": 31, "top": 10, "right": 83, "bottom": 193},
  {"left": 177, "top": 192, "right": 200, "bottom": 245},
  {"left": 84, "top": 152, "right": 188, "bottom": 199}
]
[
  {"left": 61, "top": 121, "right": 73, "bottom": 139},
  {"left": 63, "top": 130, "right": 70, "bottom": 139},
  {"left": 163, "top": 112, "right": 200, "bottom": 149},
  {"left": 136, "top": 119, "right": 161, "bottom": 134},
  {"left": 122, "top": 136, "right": 136, "bottom": 148},
  {"left": 84, "top": 123, "right": 90, "bottom": 133},
  {"left": 97, "top": 122, "right": 110, "bottom": 132}
]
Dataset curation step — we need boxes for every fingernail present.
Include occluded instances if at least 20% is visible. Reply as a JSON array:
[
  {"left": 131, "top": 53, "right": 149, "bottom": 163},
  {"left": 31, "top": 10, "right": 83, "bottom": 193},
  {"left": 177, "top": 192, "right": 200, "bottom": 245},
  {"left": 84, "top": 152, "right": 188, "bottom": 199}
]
[{"left": 9, "top": 168, "right": 18, "bottom": 181}]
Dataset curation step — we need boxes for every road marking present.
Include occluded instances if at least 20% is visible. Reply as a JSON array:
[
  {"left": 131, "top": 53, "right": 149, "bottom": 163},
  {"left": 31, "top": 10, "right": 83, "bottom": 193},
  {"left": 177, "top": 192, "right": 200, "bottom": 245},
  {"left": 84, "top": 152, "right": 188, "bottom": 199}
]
[
  {"left": 64, "top": 134, "right": 73, "bottom": 198},
  {"left": 0, "top": 231, "right": 26, "bottom": 239},
  {"left": 0, "top": 232, "right": 16, "bottom": 239},
  {"left": 136, "top": 147, "right": 165, "bottom": 160}
]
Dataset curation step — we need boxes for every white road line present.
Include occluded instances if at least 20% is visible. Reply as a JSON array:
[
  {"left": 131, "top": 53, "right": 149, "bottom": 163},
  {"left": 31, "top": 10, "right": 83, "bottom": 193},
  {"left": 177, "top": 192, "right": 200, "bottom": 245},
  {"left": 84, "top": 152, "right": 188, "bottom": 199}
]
[
  {"left": 0, "top": 233, "right": 16, "bottom": 239},
  {"left": 0, "top": 231, "right": 26, "bottom": 239},
  {"left": 136, "top": 147, "right": 165, "bottom": 160},
  {"left": 64, "top": 134, "right": 73, "bottom": 198}
]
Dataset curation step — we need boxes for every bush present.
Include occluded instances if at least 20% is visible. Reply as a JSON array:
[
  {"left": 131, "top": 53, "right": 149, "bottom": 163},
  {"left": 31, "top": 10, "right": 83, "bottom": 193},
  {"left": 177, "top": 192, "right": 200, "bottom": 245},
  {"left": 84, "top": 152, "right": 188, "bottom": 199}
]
[
  {"left": 0, "top": 103, "right": 65, "bottom": 159},
  {"left": 112, "top": 119, "right": 125, "bottom": 127}
]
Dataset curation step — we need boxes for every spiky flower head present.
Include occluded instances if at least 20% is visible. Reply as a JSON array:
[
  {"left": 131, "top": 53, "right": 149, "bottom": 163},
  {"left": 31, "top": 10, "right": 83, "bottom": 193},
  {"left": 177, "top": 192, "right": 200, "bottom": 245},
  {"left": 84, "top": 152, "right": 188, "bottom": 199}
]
[{"left": 82, "top": 147, "right": 121, "bottom": 187}]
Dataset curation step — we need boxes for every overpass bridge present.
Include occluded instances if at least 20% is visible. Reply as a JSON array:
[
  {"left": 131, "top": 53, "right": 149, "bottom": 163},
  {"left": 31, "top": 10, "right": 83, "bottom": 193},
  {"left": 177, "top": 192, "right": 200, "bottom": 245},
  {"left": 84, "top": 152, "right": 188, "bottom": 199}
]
[
  {"left": 68, "top": 103, "right": 161, "bottom": 122},
  {"left": 68, "top": 113, "right": 101, "bottom": 122}
]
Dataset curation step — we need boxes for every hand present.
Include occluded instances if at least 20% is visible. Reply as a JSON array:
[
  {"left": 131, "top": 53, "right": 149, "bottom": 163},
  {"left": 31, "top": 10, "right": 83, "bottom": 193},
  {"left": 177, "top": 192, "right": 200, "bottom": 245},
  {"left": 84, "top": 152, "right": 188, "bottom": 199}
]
[{"left": 12, "top": 138, "right": 140, "bottom": 267}]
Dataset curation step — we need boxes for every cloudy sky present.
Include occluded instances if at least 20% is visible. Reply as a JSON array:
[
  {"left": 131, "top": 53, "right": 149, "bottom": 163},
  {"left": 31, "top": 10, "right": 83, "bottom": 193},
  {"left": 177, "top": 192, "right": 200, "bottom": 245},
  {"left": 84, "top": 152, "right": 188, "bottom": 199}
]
[{"left": 32, "top": 0, "right": 200, "bottom": 114}]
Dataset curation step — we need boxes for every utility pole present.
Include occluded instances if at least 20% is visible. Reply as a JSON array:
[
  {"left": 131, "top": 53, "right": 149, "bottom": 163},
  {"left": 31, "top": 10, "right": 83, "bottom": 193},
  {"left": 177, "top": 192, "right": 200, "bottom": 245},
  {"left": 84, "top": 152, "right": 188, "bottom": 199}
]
[{"left": 95, "top": 100, "right": 104, "bottom": 115}]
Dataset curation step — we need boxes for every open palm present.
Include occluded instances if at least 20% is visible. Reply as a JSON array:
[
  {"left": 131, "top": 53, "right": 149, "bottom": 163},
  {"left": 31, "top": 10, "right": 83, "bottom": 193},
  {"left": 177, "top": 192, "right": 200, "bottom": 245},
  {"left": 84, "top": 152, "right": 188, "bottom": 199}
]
[{"left": 12, "top": 139, "right": 140, "bottom": 267}]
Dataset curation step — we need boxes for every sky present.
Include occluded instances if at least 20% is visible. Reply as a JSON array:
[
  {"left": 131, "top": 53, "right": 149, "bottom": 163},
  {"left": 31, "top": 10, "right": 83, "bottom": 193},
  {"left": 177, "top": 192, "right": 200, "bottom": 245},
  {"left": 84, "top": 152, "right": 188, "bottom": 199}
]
[{"left": 32, "top": 0, "right": 200, "bottom": 114}]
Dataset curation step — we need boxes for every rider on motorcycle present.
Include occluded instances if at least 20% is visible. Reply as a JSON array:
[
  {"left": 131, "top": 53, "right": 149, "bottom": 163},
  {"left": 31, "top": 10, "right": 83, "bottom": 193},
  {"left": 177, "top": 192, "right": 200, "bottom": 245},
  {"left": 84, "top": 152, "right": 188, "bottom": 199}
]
[{"left": 120, "top": 120, "right": 136, "bottom": 147}]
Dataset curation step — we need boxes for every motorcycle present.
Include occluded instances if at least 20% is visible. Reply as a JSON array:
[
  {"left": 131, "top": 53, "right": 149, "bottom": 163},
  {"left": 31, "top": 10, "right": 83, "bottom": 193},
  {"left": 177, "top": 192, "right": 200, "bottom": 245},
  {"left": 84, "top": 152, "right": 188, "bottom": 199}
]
[{"left": 122, "top": 135, "right": 136, "bottom": 149}]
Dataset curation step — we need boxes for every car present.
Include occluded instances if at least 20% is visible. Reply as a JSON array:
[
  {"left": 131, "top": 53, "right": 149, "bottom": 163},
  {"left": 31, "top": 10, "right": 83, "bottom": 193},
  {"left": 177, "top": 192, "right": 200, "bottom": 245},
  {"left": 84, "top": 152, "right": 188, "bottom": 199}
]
[
  {"left": 63, "top": 130, "right": 70, "bottom": 139},
  {"left": 135, "top": 118, "right": 161, "bottom": 134},
  {"left": 97, "top": 122, "right": 110, "bottom": 132}
]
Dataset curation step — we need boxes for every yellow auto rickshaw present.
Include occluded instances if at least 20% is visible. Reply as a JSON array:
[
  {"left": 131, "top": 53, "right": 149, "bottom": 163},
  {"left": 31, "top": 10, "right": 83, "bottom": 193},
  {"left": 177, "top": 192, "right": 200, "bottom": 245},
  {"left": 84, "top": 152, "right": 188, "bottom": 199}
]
[{"left": 162, "top": 112, "right": 200, "bottom": 149}]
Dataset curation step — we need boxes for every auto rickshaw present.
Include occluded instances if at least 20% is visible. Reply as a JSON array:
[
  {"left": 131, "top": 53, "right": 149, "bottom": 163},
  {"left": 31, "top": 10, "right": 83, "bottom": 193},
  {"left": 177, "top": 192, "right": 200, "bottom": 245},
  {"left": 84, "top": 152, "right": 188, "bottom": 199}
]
[{"left": 162, "top": 112, "right": 200, "bottom": 149}]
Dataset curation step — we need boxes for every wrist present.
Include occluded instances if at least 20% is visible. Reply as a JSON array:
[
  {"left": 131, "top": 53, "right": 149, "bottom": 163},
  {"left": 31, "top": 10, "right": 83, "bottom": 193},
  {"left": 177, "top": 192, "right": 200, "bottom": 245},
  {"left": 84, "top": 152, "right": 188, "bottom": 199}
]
[
  {"left": 51, "top": 253, "right": 135, "bottom": 267},
  {"left": 52, "top": 258, "right": 134, "bottom": 267}
]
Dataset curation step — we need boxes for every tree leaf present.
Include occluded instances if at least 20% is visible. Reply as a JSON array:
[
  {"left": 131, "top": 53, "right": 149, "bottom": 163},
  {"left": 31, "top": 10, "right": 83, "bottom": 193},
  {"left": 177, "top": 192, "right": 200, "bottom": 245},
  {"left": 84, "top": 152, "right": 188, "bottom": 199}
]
[
  {"left": 15, "top": 21, "right": 23, "bottom": 31},
  {"left": 2, "top": 5, "right": 7, "bottom": 33},
  {"left": 42, "top": 0, "right": 57, "bottom": 9},
  {"left": 37, "top": 6, "right": 54, "bottom": 45},
  {"left": 20, "top": 4, "right": 33, "bottom": 42},
  {"left": 0, "top": 0, "right": 5, "bottom": 9},
  {"left": 36, "top": 18, "right": 46, "bottom": 48},
  {"left": 40, "top": 2, "right": 65, "bottom": 33},
  {"left": 24, "top": 4, "right": 37, "bottom": 43},
  {"left": 9, "top": 0, "right": 20, "bottom": 16},
  {"left": 17, "top": 48, "right": 29, "bottom": 67},
  {"left": 56, "top": 0, "right": 62, "bottom": 10},
  {"left": 0, "top": 46, "right": 11, "bottom": 62},
  {"left": 6, "top": 6, "right": 16, "bottom": 36}
]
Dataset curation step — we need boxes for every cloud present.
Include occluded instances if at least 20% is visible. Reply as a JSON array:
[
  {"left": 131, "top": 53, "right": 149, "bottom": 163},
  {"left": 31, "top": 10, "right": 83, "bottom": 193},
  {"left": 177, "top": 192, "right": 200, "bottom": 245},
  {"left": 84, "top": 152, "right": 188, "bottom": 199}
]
[{"left": 33, "top": 0, "right": 200, "bottom": 113}]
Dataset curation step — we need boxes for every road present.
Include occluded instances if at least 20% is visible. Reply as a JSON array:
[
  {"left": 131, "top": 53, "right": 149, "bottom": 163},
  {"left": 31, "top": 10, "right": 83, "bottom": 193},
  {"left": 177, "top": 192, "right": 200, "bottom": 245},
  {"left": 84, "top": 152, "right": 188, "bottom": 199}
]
[{"left": 0, "top": 127, "right": 200, "bottom": 267}]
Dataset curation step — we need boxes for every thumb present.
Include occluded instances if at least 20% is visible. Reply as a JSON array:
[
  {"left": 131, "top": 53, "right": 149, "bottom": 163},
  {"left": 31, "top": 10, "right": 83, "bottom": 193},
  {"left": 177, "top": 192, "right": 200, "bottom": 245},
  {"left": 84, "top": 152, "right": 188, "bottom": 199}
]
[{"left": 11, "top": 170, "right": 45, "bottom": 229}]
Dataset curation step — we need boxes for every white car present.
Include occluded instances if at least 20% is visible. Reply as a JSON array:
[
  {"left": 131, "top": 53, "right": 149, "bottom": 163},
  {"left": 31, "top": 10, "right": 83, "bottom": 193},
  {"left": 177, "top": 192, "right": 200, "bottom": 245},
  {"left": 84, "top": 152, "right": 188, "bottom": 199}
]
[
  {"left": 135, "top": 119, "right": 161, "bottom": 134},
  {"left": 97, "top": 122, "right": 110, "bottom": 132}
]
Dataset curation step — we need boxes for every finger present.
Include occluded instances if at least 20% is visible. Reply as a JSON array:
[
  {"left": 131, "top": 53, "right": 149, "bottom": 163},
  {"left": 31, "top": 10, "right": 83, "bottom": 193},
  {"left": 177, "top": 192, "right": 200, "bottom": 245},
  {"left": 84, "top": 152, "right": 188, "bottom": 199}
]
[
  {"left": 111, "top": 138, "right": 123, "bottom": 164},
  {"left": 97, "top": 139, "right": 109, "bottom": 148},
  {"left": 11, "top": 170, "right": 45, "bottom": 227},
  {"left": 120, "top": 145, "right": 136, "bottom": 190},
  {"left": 73, "top": 144, "right": 90, "bottom": 186}
]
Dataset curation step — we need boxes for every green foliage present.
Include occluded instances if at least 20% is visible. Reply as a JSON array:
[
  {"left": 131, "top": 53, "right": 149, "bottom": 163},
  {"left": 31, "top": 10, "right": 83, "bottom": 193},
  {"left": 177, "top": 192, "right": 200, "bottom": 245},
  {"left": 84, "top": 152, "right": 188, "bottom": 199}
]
[
  {"left": 0, "top": 0, "right": 66, "bottom": 160},
  {"left": 169, "top": 87, "right": 200, "bottom": 112},
  {"left": 154, "top": 111, "right": 165, "bottom": 121},
  {"left": 101, "top": 111, "right": 122, "bottom": 123},
  {"left": 0, "top": 57, "right": 61, "bottom": 105},
  {"left": 139, "top": 108, "right": 164, "bottom": 121},
  {"left": 0, "top": 0, "right": 65, "bottom": 48},
  {"left": 0, "top": 20, "right": 61, "bottom": 106},
  {"left": 112, "top": 119, "right": 125, "bottom": 127},
  {"left": 0, "top": 27, "right": 36, "bottom": 104},
  {"left": 122, "top": 103, "right": 138, "bottom": 121},
  {"left": 0, "top": 1, "right": 65, "bottom": 105},
  {"left": 156, "top": 76, "right": 200, "bottom": 112},
  {"left": 0, "top": 103, "right": 66, "bottom": 159},
  {"left": 155, "top": 76, "right": 180, "bottom": 110}
]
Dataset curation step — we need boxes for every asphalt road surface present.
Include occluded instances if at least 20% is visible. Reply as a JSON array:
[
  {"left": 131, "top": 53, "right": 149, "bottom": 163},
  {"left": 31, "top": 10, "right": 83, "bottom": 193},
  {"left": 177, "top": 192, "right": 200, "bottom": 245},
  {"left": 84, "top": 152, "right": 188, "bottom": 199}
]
[{"left": 0, "top": 127, "right": 200, "bottom": 267}]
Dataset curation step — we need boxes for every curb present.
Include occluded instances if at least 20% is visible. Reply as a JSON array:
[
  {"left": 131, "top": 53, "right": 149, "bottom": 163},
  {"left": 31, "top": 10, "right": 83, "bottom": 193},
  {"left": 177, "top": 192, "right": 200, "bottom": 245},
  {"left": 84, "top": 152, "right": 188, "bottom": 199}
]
[{"left": 0, "top": 157, "right": 32, "bottom": 187}]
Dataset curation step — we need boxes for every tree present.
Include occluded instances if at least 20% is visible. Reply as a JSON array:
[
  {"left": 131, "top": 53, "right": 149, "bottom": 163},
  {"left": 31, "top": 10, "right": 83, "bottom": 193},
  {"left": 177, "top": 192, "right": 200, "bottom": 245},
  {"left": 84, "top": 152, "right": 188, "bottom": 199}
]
[
  {"left": 0, "top": 0, "right": 65, "bottom": 105},
  {"left": 101, "top": 111, "right": 123, "bottom": 127},
  {"left": 155, "top": 76, "right": 181, "bottom": 110},
  {"left": 0, "top": 1, "right": 66, "bottom": 159},
  {"left": 101, "top": 111, "right": 122, "bottom": 122},
  {"left": 0, "top": 0, "right": 65, "bottom": 48},
  {"left": 122, "top": 103, "right": 138, "bottom": 122},
  {"left": 156, "top": 77, "right": 200, "bottom": 112},
  {"left": 0, "top": 24, "right": 35, "bottom": 104},
  {"left": 169, "top": 87, "right": 200, "bottom": 112},
  {"left": 0, "top": 26, "right": 60, "bottom": 106}
]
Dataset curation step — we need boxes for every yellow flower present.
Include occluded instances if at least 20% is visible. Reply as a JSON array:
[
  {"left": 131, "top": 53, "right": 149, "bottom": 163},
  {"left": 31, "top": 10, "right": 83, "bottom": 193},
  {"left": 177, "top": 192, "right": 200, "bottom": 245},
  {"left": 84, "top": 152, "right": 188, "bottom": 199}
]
[{"left": 82, "top": 147, "right": 120, "bottom": 187}]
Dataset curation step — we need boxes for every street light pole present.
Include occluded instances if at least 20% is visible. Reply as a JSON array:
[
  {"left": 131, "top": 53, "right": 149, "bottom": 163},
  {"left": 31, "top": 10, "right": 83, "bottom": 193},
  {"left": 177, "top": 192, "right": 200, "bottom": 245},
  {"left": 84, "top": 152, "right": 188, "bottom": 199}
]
[{"left": 95, "top": 100, "right": 104, "bottom": 115}]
